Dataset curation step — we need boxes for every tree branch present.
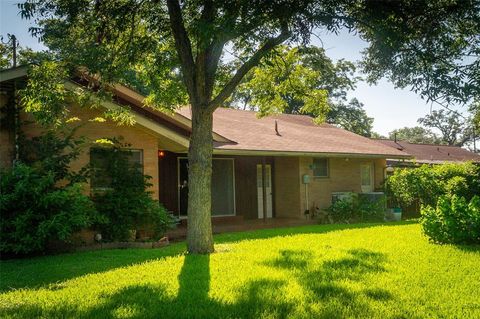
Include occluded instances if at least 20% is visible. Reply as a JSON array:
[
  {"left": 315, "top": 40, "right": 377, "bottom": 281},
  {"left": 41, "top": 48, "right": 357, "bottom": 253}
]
[
  {"left": 166, "top": 0, "right": 197, "bottom": 104},
  {"left": 208, "top": 29, "right": 291, "bottom": 110},
  {"left": 194, "top": 0, "right": 218, "bottom": 104}
]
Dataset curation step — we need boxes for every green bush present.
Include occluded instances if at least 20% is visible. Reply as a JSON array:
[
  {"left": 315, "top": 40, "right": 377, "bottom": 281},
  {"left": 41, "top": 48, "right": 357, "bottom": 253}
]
[
  {"left": 421, "top": 195, "right": 480, "bottom": 244},
  {"left": 326, "top": 193, "right": 386, "bottom": 223},
  {"left": 0, "top": 164, "right": 96, "bottom": 255},
  {"left": 0, "top": 128, "right": 97, "bottom": 255},
  {"left": 357, "top": 195, "right": 387, "bottom": 222},
  {"left": 92, "top": 143, "right": 174, "bottom": 241},
  {"left": 327, "top": 195, "right": 356, "bottom": 223},
  {"left": 386, "top": 162, "right": 480, "bottom": 209}
]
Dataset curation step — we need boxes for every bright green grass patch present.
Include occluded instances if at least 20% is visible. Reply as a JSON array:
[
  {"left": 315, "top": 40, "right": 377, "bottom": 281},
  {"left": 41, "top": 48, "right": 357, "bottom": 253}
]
[{"left": 1, "top": 223, "right": 479, "bottom": 318}]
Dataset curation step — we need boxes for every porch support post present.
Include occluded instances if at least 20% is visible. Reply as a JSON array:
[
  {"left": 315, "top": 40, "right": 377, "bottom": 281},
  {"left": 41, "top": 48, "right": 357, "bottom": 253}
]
[{"left": 262, "top": 157, "right": 267, "bottom": 223}]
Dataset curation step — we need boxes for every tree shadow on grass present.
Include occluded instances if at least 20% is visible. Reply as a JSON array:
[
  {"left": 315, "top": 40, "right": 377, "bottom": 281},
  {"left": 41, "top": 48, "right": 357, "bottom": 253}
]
[
  {"left": 2, "top": 253, "right": 294, "bottom": 319},
  {"left": 0, "top": 244, "right": 186, "bottom": 292},
  {"left": 264, "top": 248, "right": 391, "bottom": 318},
  {"left": 452, "top": 244, "right": 480, "bottom": 254},
  {"left": 2, "top": 248, "right": 392, "bottom": 318},
  {"left": 214, "top": 220, "right": 417, "bottom": 244},
  {"left": 1, "top": 221, "right": 411, "bottom": 293}
]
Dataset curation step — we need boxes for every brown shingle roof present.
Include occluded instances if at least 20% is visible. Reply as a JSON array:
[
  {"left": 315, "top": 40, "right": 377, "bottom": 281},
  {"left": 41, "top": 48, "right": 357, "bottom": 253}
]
[
  {"left": 374, "top": 139, "right": 480, "bottom": 163},
  {"left": 177, "top": 107, "right": 408, "bottom": 158}
]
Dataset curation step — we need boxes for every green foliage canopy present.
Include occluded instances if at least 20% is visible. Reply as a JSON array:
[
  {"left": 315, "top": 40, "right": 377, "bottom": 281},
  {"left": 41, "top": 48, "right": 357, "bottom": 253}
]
[
  {"left": 18, "top": 0, "right": 480, "bottom": 253},
  {"left": 388, "top": 126, "right": 439, "bottom": 144},
  {"left": 386, "top": 162, "right": 480, "bottom": 209},
  {"left": 234, "top": 46, "right": 330, "bottom": 123},
  {"left": 421, "top": 195, "right": 480, "bottom": 245},
  {"left": 0, "top": 128, "right": 95, "bottom": 255},
  {"left": 91, "top": 140, "right": 174, "bottom": 241},
  {"left": 419, "top": 109, "right": 478, "bottom": 147},
  {"left": 232, "top": 45, "right": 374, "bottom": 136}
]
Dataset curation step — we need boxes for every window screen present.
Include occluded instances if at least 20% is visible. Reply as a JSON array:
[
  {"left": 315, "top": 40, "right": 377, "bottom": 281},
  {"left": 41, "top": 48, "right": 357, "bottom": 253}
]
[
  {"left": 313, "top": 158, "right": 329, "bottom": 177},
  {"left": 90, "top": 148, "right": 143, "bottom": 189},
  {"left": 211, "top": 159, "right": 235, "bottom": 216}
]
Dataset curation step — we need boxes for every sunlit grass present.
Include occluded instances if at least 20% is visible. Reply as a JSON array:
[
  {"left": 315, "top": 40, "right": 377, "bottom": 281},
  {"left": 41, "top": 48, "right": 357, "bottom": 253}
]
[{"left": 1, "top": 222, "right": 479, "bottom": 318}]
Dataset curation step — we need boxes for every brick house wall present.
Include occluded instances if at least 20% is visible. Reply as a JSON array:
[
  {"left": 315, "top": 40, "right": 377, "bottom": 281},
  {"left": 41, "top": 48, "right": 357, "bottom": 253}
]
[
  {"left": 19, "top": 104, "right": 160, "bottom": 199},
  {"left": 300, "top": 157, "right": 386, "bottom": 214},
  {"left": 0, "top": 93, "right": 15, "bottom": 169},
  {"left": 273, "top": 156, "right": 387, "bottom": 218},
  {"left": 274, "top": 156, "right": 302, "bottom": 218}
]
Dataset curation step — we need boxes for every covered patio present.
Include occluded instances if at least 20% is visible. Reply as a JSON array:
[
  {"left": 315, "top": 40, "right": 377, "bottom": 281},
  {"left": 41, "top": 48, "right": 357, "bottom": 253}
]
[{"left": 167, "top": 217, "right": 318, "bottom": 241}]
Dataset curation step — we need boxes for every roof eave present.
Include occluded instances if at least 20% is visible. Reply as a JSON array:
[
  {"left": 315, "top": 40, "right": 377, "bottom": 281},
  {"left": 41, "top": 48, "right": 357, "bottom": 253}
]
[
  {"left": 0, "top": 65, "right": 28, "bottom": 82},
  {"left": 212, "top": 148, "right": 411, "bottom": 159}
]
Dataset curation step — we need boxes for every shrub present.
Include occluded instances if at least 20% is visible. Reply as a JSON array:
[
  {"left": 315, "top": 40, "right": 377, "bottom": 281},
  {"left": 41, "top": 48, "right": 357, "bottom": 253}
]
[
  {"left": 0, "top": 128, "right": 97, "bottom": 255},
  {"left": 327, "top": 195, "right": 356, "bottom": 223},
  {"left": 421, "top": 195, "right": 480, "bottom": 244},
  {"left": 326, "top": 193, "right": 386, "bottom": 223},
  {"left": 0, "top": 164, "right": 96, "bottom": 255},
  {"left": 386, "top": 162, "right": 480, "bottom": 209},
  {"left": 92, "top": 142, "right": 174, "bottom": 241},
  {"left": 357, "top": 194, "right": 387, "bottom": 222}
]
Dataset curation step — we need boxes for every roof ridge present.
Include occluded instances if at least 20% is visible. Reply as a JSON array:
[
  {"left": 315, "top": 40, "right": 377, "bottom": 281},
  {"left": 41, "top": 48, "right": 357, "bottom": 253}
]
[{"left": 374, "top": 139, "right": 466, "bottom": 148}]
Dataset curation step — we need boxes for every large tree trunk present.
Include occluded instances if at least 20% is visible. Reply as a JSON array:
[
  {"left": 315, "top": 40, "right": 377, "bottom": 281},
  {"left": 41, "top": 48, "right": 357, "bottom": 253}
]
[{"left": 186, "top": 105, "right": 214, "bottom": 254}]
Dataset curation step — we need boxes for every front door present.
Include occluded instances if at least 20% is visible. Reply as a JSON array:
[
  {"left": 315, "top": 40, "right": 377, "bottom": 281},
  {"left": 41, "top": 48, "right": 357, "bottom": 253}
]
[
  {"left": 257, "top": 164, "right": 273, "bottom": 218},
  {"left": 360, "top": 163, "right": 374, "bottom": 193},
  {"left": 178, "top": 158, "right": 236, "bottom": 217}
]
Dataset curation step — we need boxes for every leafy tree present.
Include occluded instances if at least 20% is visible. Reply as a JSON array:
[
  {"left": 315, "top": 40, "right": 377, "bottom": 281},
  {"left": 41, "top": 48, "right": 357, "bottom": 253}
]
[
  {"left": 20, "top": 0, "right": 480, "bottom": 253},
  {"left": 471, "top": 100, "right": 480, "bottom": 128},
  {"left": 326, "top": 98, "right": 374, "bottom": 137},
  {"left": 0, "top": 41, "right": 52, "bottom": 70},
  {"left": 0, "top": 43, "right": 11, "bottom": 69},
  {"left": 360, "top": 1, "right": 480, "bottom": 106},
  {"left": 419, "top": 109, "right": 478, "bottom": 147},
  {"left": 232, "top": 45, "right": 374, "bottom": 136},
  {"left": 389, "top": 126, "right": 439, "bottom": 144},
  {"left": 371, "top": 132, "right": 386, "bottom": 139},
  {"left": 231, "top": 46, "right": 331, "bottom": 123}
]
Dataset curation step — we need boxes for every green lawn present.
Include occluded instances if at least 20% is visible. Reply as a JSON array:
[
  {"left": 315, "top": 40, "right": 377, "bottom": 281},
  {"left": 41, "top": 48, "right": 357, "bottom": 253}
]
[{"left": 1, "top": 222, "right": 479, "bottom": 318}]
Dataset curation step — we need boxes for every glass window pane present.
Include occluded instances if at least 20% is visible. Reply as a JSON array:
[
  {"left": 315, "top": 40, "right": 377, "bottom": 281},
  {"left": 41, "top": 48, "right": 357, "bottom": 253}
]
[
  {"left": 90, "top": 148, "right": 143, "bottom": 189},
  {"left": 361, "top": 165, "right": 371, "bottom": 186},
  {"left": 211, "top": 159, "right": 235, "bottom": 216},
  {"left": 313, "top": 158, "right": 328, "bottom": 177}
]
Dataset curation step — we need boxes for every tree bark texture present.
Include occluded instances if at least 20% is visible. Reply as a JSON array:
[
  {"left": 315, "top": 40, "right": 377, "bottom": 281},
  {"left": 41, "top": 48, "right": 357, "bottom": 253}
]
[
  {"left": 186, "top": 106, "right": 214, "bottom": 254},
  {"left": 166, "top": 0, "right": 290, "bottom": 254}
]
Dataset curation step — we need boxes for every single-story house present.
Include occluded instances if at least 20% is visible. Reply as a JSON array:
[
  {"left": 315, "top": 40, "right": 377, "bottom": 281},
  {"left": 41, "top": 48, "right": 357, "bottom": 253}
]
[
  {"left": 374, "top": 139, "right": 480, "bottom": 167},
  {"left": 1, "top": 66, "right": 409, "bottom": 222}
]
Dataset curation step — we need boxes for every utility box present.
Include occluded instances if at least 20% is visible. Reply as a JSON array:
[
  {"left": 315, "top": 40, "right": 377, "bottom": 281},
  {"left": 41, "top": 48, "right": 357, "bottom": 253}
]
[{"left": 302, "top": 174, "right": 311, "bottom": 184}]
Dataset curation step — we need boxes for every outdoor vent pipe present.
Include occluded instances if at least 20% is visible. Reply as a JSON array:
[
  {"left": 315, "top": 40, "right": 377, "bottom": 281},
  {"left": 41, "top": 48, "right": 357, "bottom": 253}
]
[{"left": 275, "top": 120, "right": 281, "bottom": 136}]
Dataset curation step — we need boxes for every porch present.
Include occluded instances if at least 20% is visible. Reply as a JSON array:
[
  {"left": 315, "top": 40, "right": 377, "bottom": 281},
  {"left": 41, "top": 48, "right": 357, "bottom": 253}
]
[
  {"left": 157, "top": 150, "right": 387, "bottom": 223},
  {"left": 167, "top": 216, "right": 318, "bottom": 241},
  {"left": 158, "top": 151, "right": 279, "bottom": 220}
]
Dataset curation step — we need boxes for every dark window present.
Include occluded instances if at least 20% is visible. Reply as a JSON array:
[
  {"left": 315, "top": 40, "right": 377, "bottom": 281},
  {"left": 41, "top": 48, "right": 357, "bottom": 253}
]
[
  {"left": 90, "top": 148, "right": 143, "bottom": 189},
  {"left": 313, "top": 158, "right": 329, "bottom": 178}
]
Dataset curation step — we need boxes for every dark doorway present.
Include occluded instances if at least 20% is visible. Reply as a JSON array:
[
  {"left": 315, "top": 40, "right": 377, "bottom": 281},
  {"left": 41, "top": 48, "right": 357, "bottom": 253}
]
[{"left": 177, "top": 158, "right": 235, "bottom": 217}]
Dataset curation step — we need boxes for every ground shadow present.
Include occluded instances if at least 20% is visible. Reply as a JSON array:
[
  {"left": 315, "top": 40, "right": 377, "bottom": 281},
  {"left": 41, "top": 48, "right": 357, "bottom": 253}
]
[
  {"left": 1, "top": 221, "right": 410, "bottom": 293},
  {"left": 452, "top": 244, "right": 480, "bottom": 254},
  {"left": 264, "top": 248, "right": 391, "bottom": 318},
  {"left": 214, "top": 220, "right": 417, "bottom": 244},
  {"left": 2, "top": 248, "right": 392, "bottom": 318},
  {"left": 0, "top": 244, "right": 186, "bottom": 292}
]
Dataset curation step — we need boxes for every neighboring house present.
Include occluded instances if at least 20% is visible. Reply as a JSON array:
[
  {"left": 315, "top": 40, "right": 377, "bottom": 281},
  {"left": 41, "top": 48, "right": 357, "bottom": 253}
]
[
  {"left": 1, "top": 66, "right": 408, "bottom": 222},
  {"left": 374, "top": 139, "right": 480, "bottom": 167}
]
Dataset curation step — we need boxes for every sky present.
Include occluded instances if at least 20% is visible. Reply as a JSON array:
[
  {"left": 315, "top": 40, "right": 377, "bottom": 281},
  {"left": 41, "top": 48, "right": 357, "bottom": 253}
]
[{"left": 0, "top": 0, "right": 468, "bottom": 136}]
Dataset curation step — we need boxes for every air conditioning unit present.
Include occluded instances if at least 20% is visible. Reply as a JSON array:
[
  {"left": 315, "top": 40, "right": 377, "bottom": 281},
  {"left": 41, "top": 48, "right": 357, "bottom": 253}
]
[
  {"left": 359, "top": 192, "right": 385, "bottom": 203},
  {"left": 331, "top": 192, "right": 354, "bottom": 204}
]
